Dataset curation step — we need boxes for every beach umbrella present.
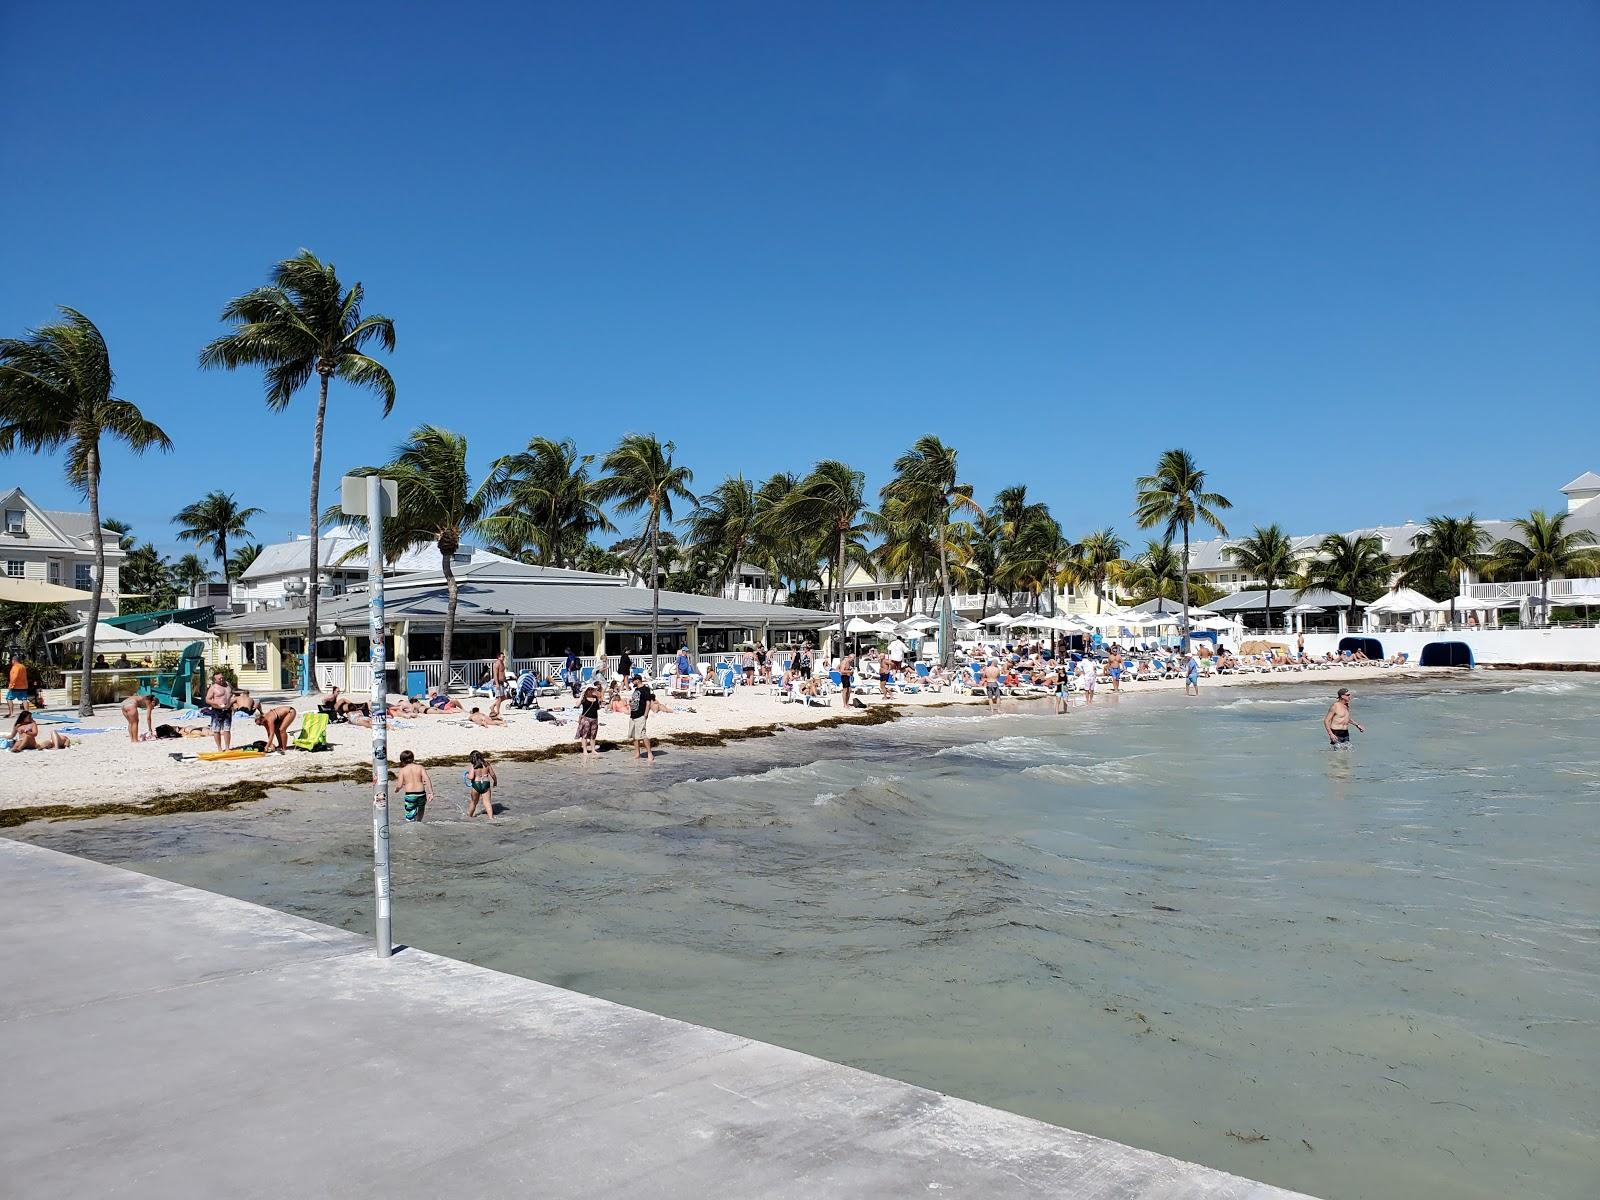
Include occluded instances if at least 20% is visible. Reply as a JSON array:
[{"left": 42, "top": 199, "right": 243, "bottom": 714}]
[
  {"left": 1365, "top": 588, "right": 1444, "bottom": 614},
  {"left": 1191, "top": 615, "right": 1237, "bottom": 632},
  {"left": 845, "top": 617, "right": 879, "bottom": 634},
  {"left": 979, "top": 613, "right": 1014, "bottom": 627},
  {"left": 48, "top": 621, "right": 140, "bottom": 646},
  {"left": 869, "top": 618, "right": 900, "bottom": 635},
  {"left": 121, "top": 622, "right": 218, "bottom": 651}
]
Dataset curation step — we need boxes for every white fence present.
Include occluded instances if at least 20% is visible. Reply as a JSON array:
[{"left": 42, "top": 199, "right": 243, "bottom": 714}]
[{"left": 1465, "top": 578, "right": 1600, "bottom": 602}]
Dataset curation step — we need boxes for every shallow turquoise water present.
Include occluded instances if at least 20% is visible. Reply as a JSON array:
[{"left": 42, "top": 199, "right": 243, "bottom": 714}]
[{"left": 16, "top": 673, "right": 1599, "bottom": 1199}]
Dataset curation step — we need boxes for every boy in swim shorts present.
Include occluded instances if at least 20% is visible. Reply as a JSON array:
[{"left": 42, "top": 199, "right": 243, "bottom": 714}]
[{"left": 394, "top": 749, "right": 434, "bottom": 821}]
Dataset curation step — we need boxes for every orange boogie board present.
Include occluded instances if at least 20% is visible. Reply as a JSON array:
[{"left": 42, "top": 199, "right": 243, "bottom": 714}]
[{"left": 196, "top": 749, "right": 265, "bottom": 762}]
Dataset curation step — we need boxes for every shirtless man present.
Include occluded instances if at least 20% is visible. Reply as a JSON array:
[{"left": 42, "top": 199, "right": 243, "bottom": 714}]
[
  {"left": 1323, "top": 688, "right": 1364, "bottom": 747},
  {"left": 468, "top": 706, "right": 505, "bottom": 728},
  {"left": 255, "top": 704, "right": 298, "bottom": 753},
  {"left": 838, "top": 652, "right": 855, "bottom": 708},
  {"left": 121, "top": 692, "right": 160, "bottom": 742},
  {"left": 204, "top": 672, "right": 235, "bottom": 752},
  {"left": 981, "top": 660, "right": 1002, "bottom": 708}
]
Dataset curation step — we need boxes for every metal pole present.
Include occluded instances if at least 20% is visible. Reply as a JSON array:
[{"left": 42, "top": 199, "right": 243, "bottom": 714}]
[{"left": 367, "top": 474, "right": 392, "bottom": 959}]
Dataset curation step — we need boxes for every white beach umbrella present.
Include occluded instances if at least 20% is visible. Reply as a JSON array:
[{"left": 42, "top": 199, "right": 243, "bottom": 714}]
[
  {"left": 899, "top": 613, "right": 936, "bottom": 629},
  {"left": 1191, "top": 615, "right": 1238, "bottom": 632},
  {"left": 121, "top": 622, "right": 218, "bottom": 651},
  {"left": 845, "top": 617, "right": 880, "bottom": 634},
  {"left": 869, "top": 618, "right": 900, "bottom": 634},
  {"left": 1366, "top": 588, "right": 1444, "bottom": 614},
  {"left": 979, "top": 613, "right": 1014, "bottom": 627},
  {"left": 48, "top": 621, "right": 140, "bottom": 646}
]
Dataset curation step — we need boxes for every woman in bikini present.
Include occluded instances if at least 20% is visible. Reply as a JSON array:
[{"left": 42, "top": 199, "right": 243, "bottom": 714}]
[
  {"left": 465, "top": 750, "right": 498, "bottom": 820},
  {"left": 9, "top": 710, "right": 69, "bottom": 751},
  {"left": 254, "top": 704, "right": 298, "bottom": 754}
]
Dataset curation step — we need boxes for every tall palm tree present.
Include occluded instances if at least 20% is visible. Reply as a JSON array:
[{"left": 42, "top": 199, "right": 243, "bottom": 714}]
[
  {"left": 1302, "top": 533, "right": 1389, "bottom": 627},
  {"left": 958, "top": 511, "right": 1006, "bottom": 618},
  {"left": 687, "top": 475, "right": 761, "bottom": 596},
  {"left": 172, "top": 553, "right": 211, "bottom": 597},
  {"left": 344, "top": 426, "right": 503, "bottom": 688},
  {"left": 1071, "top": 527, "right": 1128, "bottom": 613},
  {"left": 867, "top": 496, "right": 938, "bottom": 616},
  {"left": 0, "top": 308, "right": 172, "bottom": 714},
  {"left": 594, "top": 434, "right": 695, "bottom": 675},
  {"left": 1135, "top": 448, "right": 1232, "bottom": 650},
  {"left": 200, "top": 250, "right": 396, "bottom": 691},
  {"left": 1123, "top": 539, "right": 1184, "bottom": 607},
  {"left": 883, "top": 436, "right": 979, "bottom": 664},
  {"left": 989, "top": 484, "right": 1050, "bottom": 609},
  {"left": 1487, "top": 510, "right": 1600, "bottom": 621},
  {"left": 1401, "top": 515, "right": 1488, "bottom": 626},
  {"left": 173, "top": 491, "right": 262, "bottom": 587},
  {"left": 488, "top": 437, "right": 612, "bottom": 568},
  {"left": 1224, "top": 524, "right": 1297, "bottom": 632},
  {"left": 768, "top": 461, "right": 871, "bottom": 659},
  {"left": 228, "top": 542, "right": 264, "bottom": 581},
  {"left": 119, "top": 542, "right": 177, "bottom": 615}
]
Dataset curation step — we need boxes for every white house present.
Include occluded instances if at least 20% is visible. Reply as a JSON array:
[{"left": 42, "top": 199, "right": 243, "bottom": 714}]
[
  {"left": 230, "top": 525, "right": 520, "bottom": 613},
  {"left": 0, "top": 487, "right": 123, "bottom": 616}
]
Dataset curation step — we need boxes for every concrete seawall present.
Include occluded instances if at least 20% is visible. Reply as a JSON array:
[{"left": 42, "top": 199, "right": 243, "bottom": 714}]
[{"left": 0, "top": 839, "right": 1311, "bottom": 1199}]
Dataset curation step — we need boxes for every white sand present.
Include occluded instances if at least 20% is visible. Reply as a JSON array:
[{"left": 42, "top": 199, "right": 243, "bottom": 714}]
[{"left": 2, "top": 664, "right": 1420, "bottom": 815}]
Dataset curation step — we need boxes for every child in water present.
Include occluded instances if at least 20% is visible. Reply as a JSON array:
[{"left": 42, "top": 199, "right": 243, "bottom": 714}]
[
  {"left": 465, "top": 750, "right": 498, "bottom": 820},
  {"left": 394, "top": 749, "right": 434, "bottom": 822}
]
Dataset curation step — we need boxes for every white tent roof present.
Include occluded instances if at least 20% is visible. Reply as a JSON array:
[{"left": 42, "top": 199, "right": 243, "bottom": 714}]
[
  {"left": 1365, "top": 588, "right": 1445, "bottom": 614},
  {"left": 48, "top": 621, "right": 140, "bottom": 645},
  {"left": 845, "top": 617, "right": 880, "bottom": 633},
  {"left": 124, "top": 622, "right": 218, "bottom": 649},
  {"left": 979, "top": 613, "right": 1015, "bottom": 626}
]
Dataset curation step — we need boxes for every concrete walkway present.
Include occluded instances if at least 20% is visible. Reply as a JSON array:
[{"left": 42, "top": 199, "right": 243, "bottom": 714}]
[{"left": 0, "top": 839, "right": 1310, "bottom": 1199}]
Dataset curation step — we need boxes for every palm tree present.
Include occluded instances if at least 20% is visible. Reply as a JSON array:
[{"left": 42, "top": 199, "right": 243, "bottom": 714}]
[
  {"left": 989, "top": 484, "right": 1050, "bottom": 609},
  {"left": 1224, "top": 524, "right": 1297, "bottom": 632},
  {"left": 883, "top": 436, "right": 979, "bottom": 664},
  {"left": 103, "top": 517, "right": 136, "bottom": 551},
  {"left": 1401, "top": 515, "right": 1488, "bottom": 626},
  {"left": 0, "top": 308, "right": 172, "bottom": 714},
  {"left": 1302, "top": 533, "right": 1389, "bottom": 627},
  {"left": 1123, "top": 540, "right": 1184, "bottom": 607},
  {"left": 867, "top": 496, "right": 938, "bottom": 616},
  {"left": 957, "top": 512, "right": 1005, "bottom": 618},
  {"left": 1487, "top": 510, "right": 1600, "bottom": 622},
  {"left": 1071, "top": 527, "right": 1128, "bottom": 613},
  {"left": 344, "top": 426, "right": 503, "bottom": 690},
  {"left": 574, "top": 543, "right": 628, "bottom": 576},
  {"left": 768, "top": 461, "right": 871, "bottom": 659},
  {"left": 228, "top": 542, "right": 263, "bottom": 581},
  {"left": 172, "top": 553, "right": 211, "bottom": 597},
  {"left": 119, "top": 542, "right": 177, "bottom": 615},
  {"left": 488, "top": 437, "right": 612, "bottom": 568},
  {"left": 200, "top": 251, "right": 396, "bottom": 691},
  {"left": 1135, "top": 448, "right": 1232, "bottom": 650},
  {"left": 687, "top": 475, "right": 761, "bottom": 596},
  {"left": 173, "top": 491, "right": 262, "bottom": 587},
  {"left": 594, "top": 434, "right": 695, "bottom": 675},
  {"left": 0, "top": 601, "right": 71, "bottom": 661}
]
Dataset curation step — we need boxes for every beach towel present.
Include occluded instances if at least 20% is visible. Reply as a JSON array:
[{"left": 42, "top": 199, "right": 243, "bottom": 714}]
[{"left": 291, "top": 712, "right": 330, "bottom": 751}]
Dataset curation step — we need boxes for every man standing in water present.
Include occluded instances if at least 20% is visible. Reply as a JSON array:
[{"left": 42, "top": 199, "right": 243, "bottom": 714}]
[{"left": 1323, "top": 687, "right": 1364, "bottom": 746}]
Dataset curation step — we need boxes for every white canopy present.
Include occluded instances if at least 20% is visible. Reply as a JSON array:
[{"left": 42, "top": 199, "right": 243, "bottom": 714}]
[
  {"left": 979, "top": 613, "right": 1015, "bottom": 626},
  {"left": 48, "top": 621, "right": 139, "bottom": 646},
  {"left": 1191, "top": 615, "right": 1240, "bottom": 632},
  {"left": 124, "top": 622, "right": 217, "bottom": 650},
  {"left": 1366, "top": 588, "right": 1444, "bottom": 614},
  {"left": 0, "top": 577, "right": 96, "bottom": 605},
  {"left": 899, "top": 613, "right": 936, "bottom": 629},
  {"left": 844, "top": 617, "right": 880, "bottom": 634},
  {"left": 869, "top": 618, "right": 900, "bottom": 634},
  {"left": 1286, "top": 603, "right": 1325, "bottom": 615},
  {"left": 1449, "top": 594, "right": 1520, "bottom": 611}
]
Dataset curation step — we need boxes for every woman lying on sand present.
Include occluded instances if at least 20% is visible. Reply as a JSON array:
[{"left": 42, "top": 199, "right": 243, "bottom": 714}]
[{"left": 9, "top": 710, "right": 70, "bottom": 751}]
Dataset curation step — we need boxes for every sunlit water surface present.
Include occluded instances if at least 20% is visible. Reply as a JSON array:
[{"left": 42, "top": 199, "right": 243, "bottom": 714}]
[{"left": 14, "top": 673, "right": 1599, "bottom": 1200}]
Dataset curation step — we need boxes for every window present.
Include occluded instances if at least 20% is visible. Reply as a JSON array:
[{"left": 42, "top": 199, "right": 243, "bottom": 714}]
[
  {"left": 48, "top": 562, "right": 60, "bottom": 584},
  {"left": 5, "top": 560, "right": 23, "bottom": 578},
  {"left": 891, "top": 589, "right": 902, "bottom": 601},
  {"left": 4, "top": 509, "right": 24, "bottom": 534},
  {"left": 76, "top": 564, "right": 94, "bottom": 589},
  {"left": 248, "top": 642, "right": 268, "bottom": 672}
]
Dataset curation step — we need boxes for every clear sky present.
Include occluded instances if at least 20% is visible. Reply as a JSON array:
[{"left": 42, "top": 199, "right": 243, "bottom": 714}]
[{"left": 3, "top": 1, "right": 1596, "bottom": 559}]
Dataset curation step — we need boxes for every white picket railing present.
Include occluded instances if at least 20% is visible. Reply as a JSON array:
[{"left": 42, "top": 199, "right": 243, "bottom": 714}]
[{"left": 1465, "top": 578, "right": 1600, "bottom": 602}]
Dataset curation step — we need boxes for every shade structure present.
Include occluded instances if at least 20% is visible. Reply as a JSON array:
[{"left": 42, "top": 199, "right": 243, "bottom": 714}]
[
  {"left": 1286, "top": 603, "right": 1325, "bottom": 615},
  {"left": 844, "top": 616, "right": 880, "bottom": 634},
  {"left": 0, "top": 577, "right": 97, "bottom": 605},
  {"left": 978, "top": 613, "right": 1014, "bottom": 627},
  {"left": 1365, "top": 588, "right": 1445, "bottom": 614},
  {"left": 868, "top": 618, "right": 900, "bottom": 635},
  {"left": 1191, "top": 615, "right": 1239, "bottom": 632},
  {"left": 899, "top": 613, "right": 937, "bottom": 629},
  {"left": 48, "top": 621, "right": 140, "bottom": 646},
  {"left": 122, "top": 622, "right": 217, "bottom": 651}
]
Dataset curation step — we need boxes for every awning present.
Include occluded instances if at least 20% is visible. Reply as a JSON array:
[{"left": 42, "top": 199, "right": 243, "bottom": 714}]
[
  {"left": 48, "top": 622, "right": 140, "bottom": 645},
  {"left": 0, "top": 578, "right": 96, "bottom": 605}
]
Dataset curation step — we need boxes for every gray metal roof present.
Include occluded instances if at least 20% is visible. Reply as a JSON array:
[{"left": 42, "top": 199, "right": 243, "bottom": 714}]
[
  {"left": 1561, "top": 471, "right": 1600, "bottom": 493},
  {"left": 1208, "top": 587, "right": 1357, "bottom": 613},
  {"left": 240, "top": 536, "right": 533, "bottom": 580},
  {"left": 214, "top": 577, "right": 833, "bottom": 635}
]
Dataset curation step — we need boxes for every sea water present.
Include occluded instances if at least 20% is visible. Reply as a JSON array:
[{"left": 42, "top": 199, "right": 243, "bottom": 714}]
[{"left": 13, "top": 673, "right": 1598, "bottom": 1200}]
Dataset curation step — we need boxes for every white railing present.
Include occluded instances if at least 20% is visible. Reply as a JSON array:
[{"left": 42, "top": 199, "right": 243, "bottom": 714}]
[
  {"left": 1465, "top": 578, "right": 1600, "bottom": 602},
  {"left": 315, "top": 662, "right": 373, "bottom": 692}
]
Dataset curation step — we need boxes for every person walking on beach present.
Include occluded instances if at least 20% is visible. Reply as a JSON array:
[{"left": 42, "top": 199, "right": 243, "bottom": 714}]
[
  {"left": 1184, "top": 651, "right": 1201, "bottom": 696},
  {"left": 629, "top": 675, "right": 654, "bottom": 763},
  {"left": 394, "top": 749, "right": 435, "bottom": 822},
  {"left": 617, "top": 648, "right": 633, "bottom": 683},
  {"left": 465, "top": 750, "right": 497, "bottom": 819},
  {"left": 981, "top": 659, "right": 1002, "bottom": 708},
  {"left": 838, "top": 651, "right": 855, "bottom": 708},
  {"left": 1296, "top": 632, "right": 1306, "bottom": 662},
  {"left": 204, "top": 672, "right": 235, "bottom": 752},
  {"left": 254, "top": 703, "right": 297, "bottom": 753},
  {"left": 492, "top": 652, "right": 508, "bottom": 702},
  {"left": 1076, "top": 656, "right": 1097, "bottom": 701},
  {"left": 121, "top": 692, "right": 159, "bottom": 742},
  {"left": 5, "top": 655, "right": 29, "bottom": 716},
  {"left": 1323, "top": 688, "right": 1364, "bottom": 747},
  {"left": 1050, "top": 665, "right": 1070, "bottom": 715},
  {"left": 563, "top": 647, "right": 582, "bottom": 697},
  {"left": 797, "top": 643, "right": 813, "bottom": 680},
  {"left": 675, "top": 644, "right": 692, "bottom": 679},
  {"left": 576, "top": 683, "right": 602, "bottom": 756}
]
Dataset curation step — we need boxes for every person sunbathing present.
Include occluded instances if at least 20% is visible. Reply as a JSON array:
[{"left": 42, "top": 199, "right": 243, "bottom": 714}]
[
  {"left": 388, "top": 698, "right": 428, "bottom": 717},
  {"left": 468, "top": 706, "right": 505, "bottom": 727},
  {"left": 9, "top": 710, "right": 69, "bottom": 751},
  {"left": 426, "top": 688, "right": 463, "bottom": 714}
]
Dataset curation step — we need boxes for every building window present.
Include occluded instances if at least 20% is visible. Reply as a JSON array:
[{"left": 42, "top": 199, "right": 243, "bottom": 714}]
[
  {"left": 76, "top": 564, "right": 94, "bottom": 589},
  {"left": 4, "top": 510, "right": 24, "bottom": 534},
  {"left": 48, "top": 562, "right": 60, "bottom": 583},
  {"left": 5, "top": 560, "right": 22, "bottom": 578}
]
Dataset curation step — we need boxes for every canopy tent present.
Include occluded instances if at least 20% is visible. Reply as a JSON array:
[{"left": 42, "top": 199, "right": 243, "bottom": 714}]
[
  {"left": 0, "top": 577, "right": 96, "bottom": 605},
  {"left": 1449, "top": 595, "right": 1521, "bottom": 611},
  {"left": 48, "top": 621, "right": 140, "bottom": 646},
  {"left": 1366, "top": 588, "right": 1444, "bottom": 614},
  {"left": 1129, "top": 598, "right": 1217, "bottom": 618}
]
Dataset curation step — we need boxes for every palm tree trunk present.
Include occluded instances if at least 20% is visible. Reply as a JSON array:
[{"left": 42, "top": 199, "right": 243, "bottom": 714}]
[
  {"left": 218, "top": 531, "right": 228, "bottom": 605},
  {"left": 936, "top": 515, "right": 954, "bottom": 667},
  {"left": 440, "top": 543, "right": 457, "bottom": 691},
  {"left": 649, "top": 512, "right": 660, "bottom": 677},
  {"left": 304, "top": 371, "right": 330, "bottom": 693},
  {"left": 1180, "top": 521, "right": 1191, "bottom": 653},
  {"left": 836, "top": 527, "right": 847, "bottom": 664},
  {"left": 79, "top": 444, "right": 103, "bottom": 717},
  {"left": 979, "top": 583, "right": 989, "bottom": 619},
  {"left": 1265, "top": 585, "right": 1273, "bottom": 635}
]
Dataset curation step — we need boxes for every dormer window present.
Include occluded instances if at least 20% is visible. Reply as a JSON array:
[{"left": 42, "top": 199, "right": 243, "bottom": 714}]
[{"left": 4, "top": 510, "right": 24, "bottom": 534}]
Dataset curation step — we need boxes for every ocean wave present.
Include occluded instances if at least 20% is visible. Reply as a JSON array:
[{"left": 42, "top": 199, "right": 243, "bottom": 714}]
[
  {"left": 1021, "top": 757, "right": 1146, "bottom": 785},
  {"left": 1503, "top": 680, "right": 1586, "bottom": 696},
  {"left": 935, "top": 735, "right": 1085, "bottom": 764},
  {"left": 1215, "top": 695, "right": 1323, "bottom": 710}
]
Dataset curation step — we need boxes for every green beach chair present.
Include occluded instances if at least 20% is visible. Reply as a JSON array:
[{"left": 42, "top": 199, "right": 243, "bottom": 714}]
[
  {"left": 135, "top": 642, "right": 205, "bottom": 709},
  {"left": 291, "top": 712, "right": 330, "bottom": 751}
]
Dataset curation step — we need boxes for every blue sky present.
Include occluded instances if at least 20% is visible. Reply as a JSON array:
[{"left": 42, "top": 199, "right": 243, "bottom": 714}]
[{"left": 3, "top": 1, "right": 1596, "bottom": 559}]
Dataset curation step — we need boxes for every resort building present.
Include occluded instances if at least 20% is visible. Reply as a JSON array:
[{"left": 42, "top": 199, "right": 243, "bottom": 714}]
[
  {"left": 211, "top": 558, "right": 834, "bottom": 694},
  {"left": 229, "top": 526, "right": 517, "bottom": 613},
  {"left": 819, "top": 563, "right": 1094, "bottom": 621},
  {"left": 0, "top": 487, "right": 123, "bottom": 616}
]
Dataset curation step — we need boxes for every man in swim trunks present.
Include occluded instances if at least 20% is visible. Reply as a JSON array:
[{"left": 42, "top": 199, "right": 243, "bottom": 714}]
[
  {"left": 394, "top": 749, "right": 434, "bottom": 821},
  {"left": 1324, "top": 688, "right": 1364, "bottom": 746},
  {"left": 981, "top": 660, "right": 1002, "bottom": 708},
  {"left": 838, "top": 652, "right": 855, "bottom": 708},
  {"left": 121, "top": 692, "right": 160, "bottom": 742},
  {"left": 204, "top": 672, "right": 235, "bottom": 753},
  {"left": 1184, "top": 652, "right": 1201, "bottom": 696},
  {"left": 5, "top": 654, "right": 29, "bottom": 716},
  {"left": 1076, "top": 656, "right": 1097, "bottom": 701}
]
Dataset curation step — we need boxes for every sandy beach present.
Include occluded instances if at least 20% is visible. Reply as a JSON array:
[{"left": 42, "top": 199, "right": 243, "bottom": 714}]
[{"left": 0, "top": 663, "right": 1430, "bottom": 823}]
